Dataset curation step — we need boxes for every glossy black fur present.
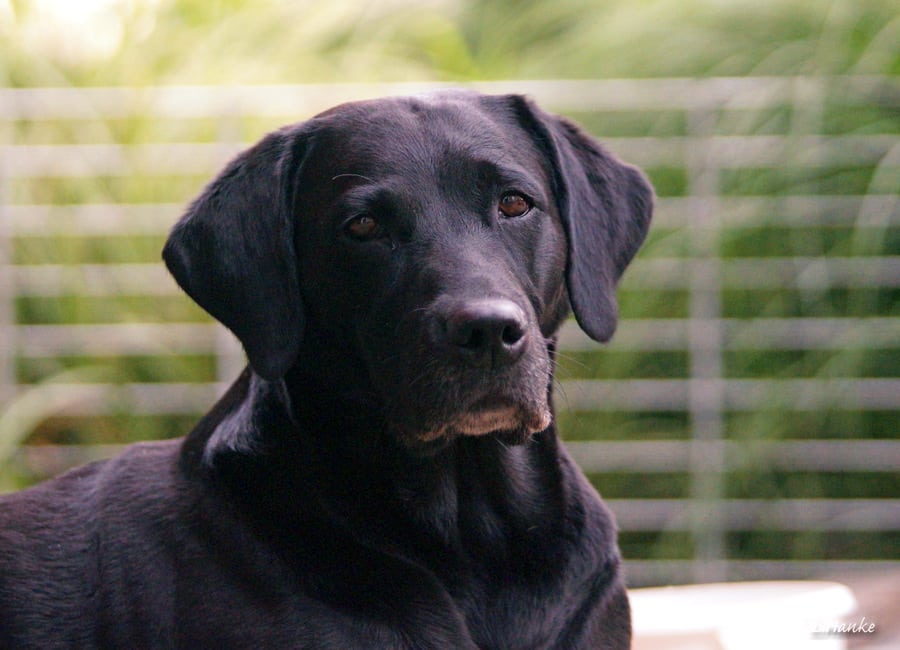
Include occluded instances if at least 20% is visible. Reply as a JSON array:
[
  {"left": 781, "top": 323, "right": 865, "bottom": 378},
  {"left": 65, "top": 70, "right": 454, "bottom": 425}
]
[{"left": 0, "top": 92, "right": 652, "bottom": 649}]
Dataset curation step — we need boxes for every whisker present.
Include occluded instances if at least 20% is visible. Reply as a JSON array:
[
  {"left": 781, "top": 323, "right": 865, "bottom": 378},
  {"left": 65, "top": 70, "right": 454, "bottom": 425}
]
[{"left": 331, "top": 173, "right": 376, "bottom": 183}]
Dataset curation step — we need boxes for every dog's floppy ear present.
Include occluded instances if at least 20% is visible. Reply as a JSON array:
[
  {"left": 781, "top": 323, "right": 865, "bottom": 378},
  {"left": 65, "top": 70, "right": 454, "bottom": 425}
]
[
  {"left": 163, "top": 125, "right": 307, "bottom": 380},
  {"left": 512, "top": 97, "right": 653, "bottom": 342}
]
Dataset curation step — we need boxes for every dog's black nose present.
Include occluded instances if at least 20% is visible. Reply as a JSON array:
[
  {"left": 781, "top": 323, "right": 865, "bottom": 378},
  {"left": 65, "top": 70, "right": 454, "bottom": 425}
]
[{"left": 442, "top": 299, "right": 528, "bottom": 368}]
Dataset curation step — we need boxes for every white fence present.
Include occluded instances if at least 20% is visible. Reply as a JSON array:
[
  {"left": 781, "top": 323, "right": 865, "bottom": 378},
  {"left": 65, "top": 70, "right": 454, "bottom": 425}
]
[{"left": 1, "top": 77, "right": 898, "bottom": 586}]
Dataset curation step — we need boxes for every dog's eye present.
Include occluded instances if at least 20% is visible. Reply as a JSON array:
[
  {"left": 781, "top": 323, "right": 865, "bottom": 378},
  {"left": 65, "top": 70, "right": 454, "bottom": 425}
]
[
  {"left": 344, "top": 215, "right": 384, "bottom": 241},
  {"left": 498, "top": 193, "right": 532, "bottom": 218}
]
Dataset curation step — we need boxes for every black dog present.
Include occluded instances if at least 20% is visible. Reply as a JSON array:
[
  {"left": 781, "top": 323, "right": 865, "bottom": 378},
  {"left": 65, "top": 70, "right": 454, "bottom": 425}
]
[{"left": 0, "top": 92, "right": 652, "bottom": 649}]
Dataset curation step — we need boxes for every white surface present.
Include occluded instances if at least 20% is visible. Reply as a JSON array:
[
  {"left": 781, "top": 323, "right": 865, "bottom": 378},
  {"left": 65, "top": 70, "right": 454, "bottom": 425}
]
[{"left": 630, "top": 581, "right": 858, "bottom": 650}]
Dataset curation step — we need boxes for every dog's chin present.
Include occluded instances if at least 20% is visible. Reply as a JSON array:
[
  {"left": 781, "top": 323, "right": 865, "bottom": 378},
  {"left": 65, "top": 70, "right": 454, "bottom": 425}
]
[
  {"left": 452, "top": 404, "right": 551, "bottom": 439},
  {"left": 401, "top": 401, "right": 552, "bottom": 450}
]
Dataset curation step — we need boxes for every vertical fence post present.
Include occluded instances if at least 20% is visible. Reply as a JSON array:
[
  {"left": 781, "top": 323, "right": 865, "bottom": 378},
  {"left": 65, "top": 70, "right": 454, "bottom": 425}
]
[
  {"left": 0, "top": 118, "right": 15, "bottom": 411},
  {"left": 686, "top": 101, "right": 727, "bottom": 583}
]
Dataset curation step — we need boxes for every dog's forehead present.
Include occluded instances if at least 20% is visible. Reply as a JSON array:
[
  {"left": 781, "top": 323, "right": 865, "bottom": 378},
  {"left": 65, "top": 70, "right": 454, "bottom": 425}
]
[{"left": 307, "top": 93, "right": 541, "bottom": 174}]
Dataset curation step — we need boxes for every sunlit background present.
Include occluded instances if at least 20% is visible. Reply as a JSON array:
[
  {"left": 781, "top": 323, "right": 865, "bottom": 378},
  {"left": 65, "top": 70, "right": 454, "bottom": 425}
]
[{"left": 1, "top": 0, "right": 898, "bottom": 645}]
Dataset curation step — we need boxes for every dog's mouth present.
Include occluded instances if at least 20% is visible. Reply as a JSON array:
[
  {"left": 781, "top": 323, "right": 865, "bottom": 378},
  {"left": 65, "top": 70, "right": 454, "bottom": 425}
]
[
  {"left": 454, "top": 397, "right": 550, "bottom": 436},
  {"left": 411, "top": 396, "right": 551, "bottom": 445},
  {"left": 372, "top": 309, "right": 555, "bottom": 449}
]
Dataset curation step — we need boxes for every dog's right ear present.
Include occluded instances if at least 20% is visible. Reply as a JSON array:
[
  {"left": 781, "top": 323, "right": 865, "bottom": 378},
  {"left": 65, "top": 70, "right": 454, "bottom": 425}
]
[{"left": 163, "top": 125, "right": 308, "bottom": 380}]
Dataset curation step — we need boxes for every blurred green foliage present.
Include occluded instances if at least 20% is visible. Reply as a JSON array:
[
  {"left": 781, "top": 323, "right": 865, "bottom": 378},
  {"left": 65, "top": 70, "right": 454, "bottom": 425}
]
[
  {"left": 1, "top": 0, "right": 898, "bottom": 575},
  {"left": 2, "top": 0, "right": 898, "bottom": 85}
]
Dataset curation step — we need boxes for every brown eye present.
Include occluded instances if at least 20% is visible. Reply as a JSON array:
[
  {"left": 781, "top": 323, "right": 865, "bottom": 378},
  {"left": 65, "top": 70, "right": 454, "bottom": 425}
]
[
  {"left": 498, "top": 193, "right": 532, "bottom": 218},
  {"left": 344, "top": 215, "right": 383, "bottom": 241}
]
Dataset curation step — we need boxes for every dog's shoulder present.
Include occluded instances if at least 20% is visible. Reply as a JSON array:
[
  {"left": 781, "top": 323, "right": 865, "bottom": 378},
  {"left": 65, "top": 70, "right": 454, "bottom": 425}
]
[
  {"left": 0, "top": 439, "right": 185, "bottom": 570},
  {"left": 0, "top": 439, "right": 187, "bottom": 645},
  {"left": 0, "top": 438, "right": 183, "bottom": 521},
  {"left": 3, "top": 440, "right": 168, "bottom": 520}
]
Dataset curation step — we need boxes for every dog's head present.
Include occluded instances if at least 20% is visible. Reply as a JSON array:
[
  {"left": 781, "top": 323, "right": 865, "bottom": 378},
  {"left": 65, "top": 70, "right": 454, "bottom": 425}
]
[{"left": 164, "top": 92, "right": 652, "bottom": 452}]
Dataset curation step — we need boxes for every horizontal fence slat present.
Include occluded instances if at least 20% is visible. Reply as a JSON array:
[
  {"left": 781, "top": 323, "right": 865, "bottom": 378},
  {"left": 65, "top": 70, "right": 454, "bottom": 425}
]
[
  {"left": 5, "top": 382, "right": 224, "bottom": 416},
  {"left": 13, "top": 264, "right": 177, "bottom": 296},
  {"left": 4, "top": 135, "right": 897, "bottom": 178},
  {"left": 623, "top": 560, "right": 900, "bottom": 587},
  {"left": 623, "top": 257, "right": 900, "bottom": 290},
  {"left": 7, "top": 195, "right": 899, "bottom": 236},
  {"left": 609, "top": 135, "right": 900, "bottom": 169},
  {"left": 558, "top": 317, "right": 900, "bottom": 351},
  {"left": 566, "top": 440, "right": 900, "bottom": 472},
  {"left": 13, "top": 257, "right": 900, "bottom": 296},
  {"left": 606, "top": 499, "right": 900, "bottom": 531},
  {"left": 3, "top": 143, "right": 237, "bottom": 178},
  {"left": 16, "top": 323, "right": 225, "bottom": 355},
  {"left": 8, "top": 203, "right": 182, "bottom": 235},
  {"left": 720, "top": 317, "right": 900, "bottom": 350},
  {"left": 0, "top": 77, "right": 896, "bottom": 120},
  {"left": 656, "top": 195, "right": 900, "bottom": 228},
  {"left": 558, "top": 378, "right": 900, "bottom": 411}
]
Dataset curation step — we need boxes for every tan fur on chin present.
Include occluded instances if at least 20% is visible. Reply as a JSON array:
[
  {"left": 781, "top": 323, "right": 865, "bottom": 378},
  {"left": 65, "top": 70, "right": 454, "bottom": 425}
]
[
  {"left": 454, "top": 407, "right": 522, "bottom": 436},
  {"left": 415, "top": 405, "right": 551, "bottom": 441}
]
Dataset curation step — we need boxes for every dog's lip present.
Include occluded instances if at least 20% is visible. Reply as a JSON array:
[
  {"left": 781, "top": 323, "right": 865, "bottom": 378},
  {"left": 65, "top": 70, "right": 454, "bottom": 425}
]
[
  {"left": 451, "top": 396, "right": 551, "bottom": 437},
  {"left": 454, "top": 405, "right": 519, "bottom": 436},
  {"left": 405, "top": 394, "right": 551, "bottom": 444}
]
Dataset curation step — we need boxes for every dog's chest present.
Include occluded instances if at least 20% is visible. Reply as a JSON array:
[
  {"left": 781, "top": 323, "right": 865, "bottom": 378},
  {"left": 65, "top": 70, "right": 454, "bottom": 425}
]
[
  {"left": 454, "top": 581, "right": 569, "bottom": 649},
  {"left": 391, "top": 520, "right": 577, "bottom": 648}
]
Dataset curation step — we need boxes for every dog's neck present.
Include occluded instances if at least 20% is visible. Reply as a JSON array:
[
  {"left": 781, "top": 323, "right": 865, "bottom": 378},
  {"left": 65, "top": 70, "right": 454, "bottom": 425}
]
[{"left": 180, "top": 364, "right": 569, "bottom": 559}]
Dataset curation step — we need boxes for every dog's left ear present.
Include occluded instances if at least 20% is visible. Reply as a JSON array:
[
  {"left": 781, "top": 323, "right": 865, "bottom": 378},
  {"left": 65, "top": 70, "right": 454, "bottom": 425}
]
[
  {"left": 163, "top": 125, "right": 307, "bottom": 380},
  {"left": 511, "top": 97, "right": 654, "bottom": 342}
]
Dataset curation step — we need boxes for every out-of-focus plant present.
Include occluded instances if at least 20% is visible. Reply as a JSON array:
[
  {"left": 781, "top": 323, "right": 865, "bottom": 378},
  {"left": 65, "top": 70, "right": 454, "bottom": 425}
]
[
  {"left": 1, "top": 0, "right": 897, "bottom": 88},
  {"left": 0, "top": 367, "right": 112, "bottom": 492}
]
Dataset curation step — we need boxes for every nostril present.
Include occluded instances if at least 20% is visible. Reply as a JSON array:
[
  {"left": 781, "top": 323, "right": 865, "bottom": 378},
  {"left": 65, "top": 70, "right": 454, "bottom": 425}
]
[{"left": 501, "top": 323, "right": 524, "bottom": 346}]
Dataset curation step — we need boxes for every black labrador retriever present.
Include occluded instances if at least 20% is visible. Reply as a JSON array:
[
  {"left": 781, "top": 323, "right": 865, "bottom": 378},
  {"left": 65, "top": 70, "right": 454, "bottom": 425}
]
[{"left": 0, "top": 91, "right": 652, "bottom": 649}]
